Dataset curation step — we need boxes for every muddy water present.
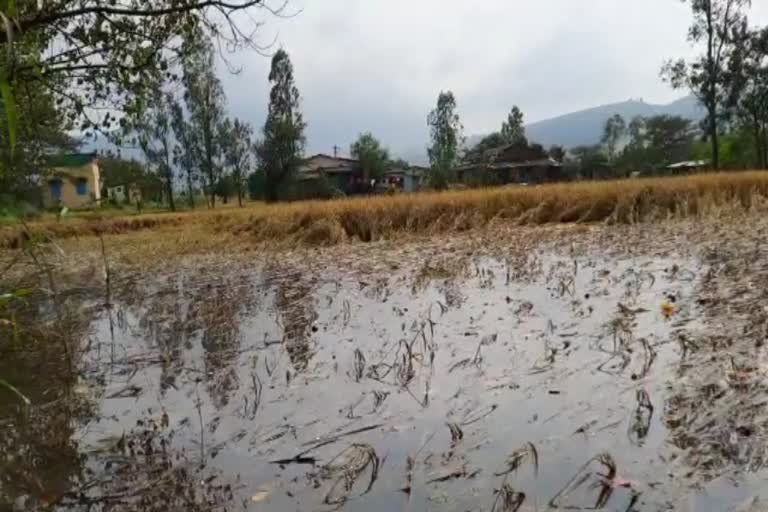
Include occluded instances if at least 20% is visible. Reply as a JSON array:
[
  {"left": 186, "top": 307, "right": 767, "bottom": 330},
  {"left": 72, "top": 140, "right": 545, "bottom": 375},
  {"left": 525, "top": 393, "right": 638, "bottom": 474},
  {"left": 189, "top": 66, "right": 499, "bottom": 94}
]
[{"left": 1, "top": 242, "right": 759, "bottom": 511}]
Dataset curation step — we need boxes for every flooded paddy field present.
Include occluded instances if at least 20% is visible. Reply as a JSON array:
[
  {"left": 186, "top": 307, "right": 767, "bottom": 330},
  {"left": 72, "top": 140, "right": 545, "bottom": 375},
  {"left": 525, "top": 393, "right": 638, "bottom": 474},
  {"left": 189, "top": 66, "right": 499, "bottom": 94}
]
[{"left": 3, "top": 219, "right": 768, "bottom": 511}]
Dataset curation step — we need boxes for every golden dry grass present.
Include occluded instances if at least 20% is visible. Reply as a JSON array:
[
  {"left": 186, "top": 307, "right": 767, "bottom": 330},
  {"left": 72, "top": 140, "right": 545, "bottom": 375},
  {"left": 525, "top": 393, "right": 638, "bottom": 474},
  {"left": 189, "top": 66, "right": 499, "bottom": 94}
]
[{"left": 4, "top": 171, "right": 768, "bottom": 248}]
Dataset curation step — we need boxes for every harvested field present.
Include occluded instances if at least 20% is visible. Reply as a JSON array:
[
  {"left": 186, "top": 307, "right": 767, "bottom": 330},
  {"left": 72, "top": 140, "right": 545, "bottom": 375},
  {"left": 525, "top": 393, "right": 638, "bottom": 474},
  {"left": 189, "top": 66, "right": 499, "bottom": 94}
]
[
  {"left": 4, "top": 171, "right": 768, "bottom": 248},
  {"left": 4, "top": 211, "right": 768, "bottom": 510}
]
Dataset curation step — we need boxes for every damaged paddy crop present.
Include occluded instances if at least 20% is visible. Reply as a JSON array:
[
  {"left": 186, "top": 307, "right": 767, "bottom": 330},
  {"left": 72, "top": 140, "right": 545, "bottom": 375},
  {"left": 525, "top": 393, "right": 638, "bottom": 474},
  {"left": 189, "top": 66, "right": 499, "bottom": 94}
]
[{"left": 4, "top": 206, "right": 768, "bottom": 510}]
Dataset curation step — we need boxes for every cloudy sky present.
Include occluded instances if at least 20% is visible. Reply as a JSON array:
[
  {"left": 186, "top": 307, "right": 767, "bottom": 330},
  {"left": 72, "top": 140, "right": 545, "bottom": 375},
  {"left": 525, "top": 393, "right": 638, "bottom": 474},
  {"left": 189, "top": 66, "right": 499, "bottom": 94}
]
[{"left": 220, "top": 0, "right": 768, "bottom": 162}]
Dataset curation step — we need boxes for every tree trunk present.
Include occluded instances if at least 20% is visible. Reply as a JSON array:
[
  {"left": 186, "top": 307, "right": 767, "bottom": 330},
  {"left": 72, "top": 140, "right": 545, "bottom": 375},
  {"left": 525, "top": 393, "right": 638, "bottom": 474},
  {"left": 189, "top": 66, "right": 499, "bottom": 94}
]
[
  {"left": 706, "top": 4, "right": 719, "bottom": 170},
  {"left": 238, "top": 189, "right": 243, "bottom": 207},
  {"left": 206, "top": 171, "right": 216, "bottom": 208},
  {"left": 166, "top": 180, "right": 175, "bottom": 211},
  {"left": 186, "top": 170, "right": 195, "bottom": 209},
  {"left": 761, "top": 122, "right": 768, "bottom": 169},
  {"left": 754, "top": 118, "right": 765, "bottom": 169},
  {"left": 202, "top": 188, "right": 210, "bottom": 209},
  {"left": 709, "top": 109, "right": 720, "bottom": 170},
  {"left": 165, "top": 167, "right": 175, "bottom": 212},
  {"left": 265, "top": 172, "right": 278, "bottom": 202},
  {"left": 265, "top": 185, "right": 277, "bottom": 202}
]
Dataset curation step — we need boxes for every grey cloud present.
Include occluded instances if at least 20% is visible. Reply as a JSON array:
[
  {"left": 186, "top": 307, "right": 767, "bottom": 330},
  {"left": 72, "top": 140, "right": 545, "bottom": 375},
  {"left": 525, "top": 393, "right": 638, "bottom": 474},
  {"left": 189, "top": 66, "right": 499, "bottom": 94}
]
[{"left": 218, "top": 0, "right": 768, "bottom": 163}]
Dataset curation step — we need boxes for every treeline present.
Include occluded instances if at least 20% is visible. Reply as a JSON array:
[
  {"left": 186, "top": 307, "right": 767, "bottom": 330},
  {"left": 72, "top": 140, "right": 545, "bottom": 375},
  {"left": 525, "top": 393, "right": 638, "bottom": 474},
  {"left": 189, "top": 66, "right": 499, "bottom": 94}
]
[
  {"left": 0, "top": 2, "right": 293, "bottom": 213},
  {"left": 110, "top": 38, "right": 307, "bottom": 209},
  {"left": 1, "top": 0, "right": 767, "bottom": 213}
]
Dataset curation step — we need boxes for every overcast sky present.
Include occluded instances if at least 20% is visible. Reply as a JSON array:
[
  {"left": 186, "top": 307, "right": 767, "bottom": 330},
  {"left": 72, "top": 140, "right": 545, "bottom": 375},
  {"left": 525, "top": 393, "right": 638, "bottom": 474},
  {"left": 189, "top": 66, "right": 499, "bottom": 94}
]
[{"left": 220, "top": 0, "right": 768, "bottom": 161}]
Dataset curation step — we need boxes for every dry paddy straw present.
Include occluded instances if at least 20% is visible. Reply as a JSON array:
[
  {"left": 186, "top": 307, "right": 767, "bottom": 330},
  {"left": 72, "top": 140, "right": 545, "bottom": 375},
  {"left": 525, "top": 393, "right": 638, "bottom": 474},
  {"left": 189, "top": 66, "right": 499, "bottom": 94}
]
[
  {"left": 242, "top": 171, "right": 768, "bottom": 245},
  {"left": 5, "top": 171, "right": 768, "bottom": 248}
]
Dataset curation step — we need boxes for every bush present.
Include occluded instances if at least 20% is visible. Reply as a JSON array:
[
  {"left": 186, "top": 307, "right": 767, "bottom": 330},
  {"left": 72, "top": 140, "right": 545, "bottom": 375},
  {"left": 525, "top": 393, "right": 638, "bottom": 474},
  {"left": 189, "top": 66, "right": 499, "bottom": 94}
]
[
  {"left": 281, "top": 176, "right": 343, "bottom": 201},
  {"left": 0, "top": 194, "right": 39, "bottom": 222}
]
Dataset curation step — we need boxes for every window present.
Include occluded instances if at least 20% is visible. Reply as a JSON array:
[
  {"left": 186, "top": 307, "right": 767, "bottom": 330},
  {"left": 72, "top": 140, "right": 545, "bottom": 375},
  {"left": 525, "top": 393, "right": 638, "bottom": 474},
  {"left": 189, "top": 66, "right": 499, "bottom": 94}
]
[
  {"left": 76, "top": 178, "right": 88, "bottom": 196},
  {"left": 49, "top": 180, "right": 62, "bottom": 201}
]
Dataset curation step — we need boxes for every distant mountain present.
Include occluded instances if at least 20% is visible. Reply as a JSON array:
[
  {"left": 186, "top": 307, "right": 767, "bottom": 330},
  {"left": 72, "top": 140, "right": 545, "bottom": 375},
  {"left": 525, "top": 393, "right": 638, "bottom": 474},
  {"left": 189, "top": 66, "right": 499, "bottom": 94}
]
[{"left": 468, "top": 95, "right": 706, "bottom": 151}]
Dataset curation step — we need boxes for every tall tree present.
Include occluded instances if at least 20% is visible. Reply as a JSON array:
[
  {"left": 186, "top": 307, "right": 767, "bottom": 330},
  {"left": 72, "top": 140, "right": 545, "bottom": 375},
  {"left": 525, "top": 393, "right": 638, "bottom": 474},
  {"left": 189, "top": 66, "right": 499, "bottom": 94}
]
[
  {"left": 220, "top": 118, "right": 254, "bottom": 207},
  {"left": 732, "top": 28, "right": 768, "bottom": 168},
  {"left": 170, "top": 100, "right": 198, "bottom": 208},
  {"left": 602, "top": 114, "right": 627, "bottom": 163},
  {"left": 628, "top": 116, "right": 647, "bottom": 149},
  {"left": 427, "top": 90, "right": 463, "bottom": 189},
  {"left": 124, "top": 87, "right": 177, "bottom": 211},
  {"left": 662, "top": 0, "right": 752, "bottom": 169},
  {"left": 182, "top": 37, "right": 226, "bottom": 208},
  {"left": 351, "top": 132, "right": 390, "bottom": 181},
  {"left": 255, "top": 49, "right": 306, "bottom": 202},
  {"left": 501, "top": 106, "right": 527, "bottom": 145}
]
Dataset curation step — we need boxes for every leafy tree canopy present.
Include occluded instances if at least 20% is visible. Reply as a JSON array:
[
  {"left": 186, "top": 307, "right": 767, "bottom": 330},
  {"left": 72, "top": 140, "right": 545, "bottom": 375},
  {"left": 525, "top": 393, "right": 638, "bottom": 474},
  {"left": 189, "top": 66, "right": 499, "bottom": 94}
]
[
  {"left": 427, "top": 90, "right": 463, "bottom": 189},
  {"left": 351, "top": 132, "right": 389, "bottom": 180},
  {"left": 254, "top": 48, "right": 306, "bottom": 201},
  {"left": 0, "top": 1, "right": 284, "bottom": 135},
  {"left": 501, "top": 106, "right": 526, "bottom": 145}
]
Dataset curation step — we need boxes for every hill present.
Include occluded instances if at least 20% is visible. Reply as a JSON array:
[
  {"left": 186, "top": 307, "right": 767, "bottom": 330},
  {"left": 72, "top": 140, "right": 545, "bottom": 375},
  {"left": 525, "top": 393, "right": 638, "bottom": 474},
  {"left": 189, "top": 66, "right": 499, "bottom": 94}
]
[{"left": 467, "top": 95, "right": 705, "bottom": 151}]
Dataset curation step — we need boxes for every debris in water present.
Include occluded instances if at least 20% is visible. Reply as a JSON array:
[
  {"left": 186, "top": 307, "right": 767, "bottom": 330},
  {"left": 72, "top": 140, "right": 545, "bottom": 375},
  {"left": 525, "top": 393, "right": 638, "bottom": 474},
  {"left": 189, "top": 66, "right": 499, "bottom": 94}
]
[
  {"left": 319, "top": 443, "right": 380, "bottom": 508},
  {"left": 492, "top": 484, "right": 526, "bottom": 512},
  {"left": 446, "top": 422, "right": 464, "bottom": 445},
  {"left": 661, "top": 301, "right": 675, "bottom": 319}
]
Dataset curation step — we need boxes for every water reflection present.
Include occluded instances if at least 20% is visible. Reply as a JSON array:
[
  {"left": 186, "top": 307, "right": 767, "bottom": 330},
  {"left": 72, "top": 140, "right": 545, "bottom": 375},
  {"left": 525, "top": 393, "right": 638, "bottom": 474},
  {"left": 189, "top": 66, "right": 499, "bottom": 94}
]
[
  {"left": 0, "top": 301, "right": 94, "bottom": 509},
  {"left": 113, "top": 268, "right": 260, "bottom": 408},
  {"left": 3, "top": 246, "right": 744, "bottom": 511},
  {"left": 267, "top": 264, "right": 317, "bottom": 371}
]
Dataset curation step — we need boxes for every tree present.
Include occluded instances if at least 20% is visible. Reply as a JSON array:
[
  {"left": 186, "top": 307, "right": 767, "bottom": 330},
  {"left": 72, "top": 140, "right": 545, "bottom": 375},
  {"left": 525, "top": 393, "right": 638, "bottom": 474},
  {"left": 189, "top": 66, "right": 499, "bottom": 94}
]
[
  {"left": 464, "top": 132, "right": 506, "bottom": 164},
  {"left": 732, "top": 28, "right": 768, "bottom": 168},
  {"left": 0, "top": 1, "right": 285, "bottom": 140},
  {"left": 182, "top": 37, "right": 226, "bottom": 208},
  {"left": 248, "top": 169, "right": 267, "bottom": 200},
  {"left": 213, "top": 175, "right": 236, "bottom": 204},
  {"left": 100, "top": 157, "right": 146, "bottom": 191},
  {"left": 628, "top": 116, "right": 647, "bottom": 148},
  {"left": 427, "top": 90, "right": 463, "bottom": 189},
  {"left": 616, "top": 115, "right": 697, "bottom": 172},
  {"left": 99, "top": 156, "right": 162, "bottom": 203},
  {"left": 0, "top": 81, "right": 75, "bottom": 196},
  {"left": 601, "top": 114, "right": 626, "bottom": 163},
  {"left": 351, "top": 132, "right": 390, "bottom": 181},
  {"left": 644, "top": 115, "right": 697, "bottom": 164},
  {"left": 124, "top": 87, "right": 177, "bottom": 211},
  {"left": 388, "top": 158, "right": 410, "bottom": 169},
  {"left": 254, "top": 49, "right": 306, "bottom": 202},
  {"left": 548, "top": 145, "right": 566, "bottom": 163},
  {"left": 571, "top": 145, "right": 609, "bottom": 179},
  {"left": 662, "top": 0, "right": 752, "bottom": 169},
  {"left": 170, "top": 100, "right": 198, "bottom": 208},
  {"left": 501, "top": 106, "right": 527, "bottom": 145},
  {"left": 221, "top": 118, "right": 254, "bottom": 206}
]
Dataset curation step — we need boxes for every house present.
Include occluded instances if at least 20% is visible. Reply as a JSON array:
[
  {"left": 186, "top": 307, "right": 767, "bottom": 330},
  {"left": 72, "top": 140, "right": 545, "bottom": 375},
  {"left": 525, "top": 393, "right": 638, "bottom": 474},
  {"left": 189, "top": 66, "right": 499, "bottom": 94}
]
[
  {"left": 456, "top": 143, "right": 564, "bottom": 185},
  {"left": 667, "top": 160, "right": 709, "bottom": 174},
  {"left": 43, "top": 153, "right": 101, "bottom": 209},
  {"left": 296, "top": 153, "right": 426, "bottom": 196},
  {"left": 382, "top": 166, "right": 428, "bottom": 193},
  {"left": 107, "top": 183, "right": 142, "bottom": 205},
  {"left": 298, "top": 154, "right": 373, "bottom": 195}
]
